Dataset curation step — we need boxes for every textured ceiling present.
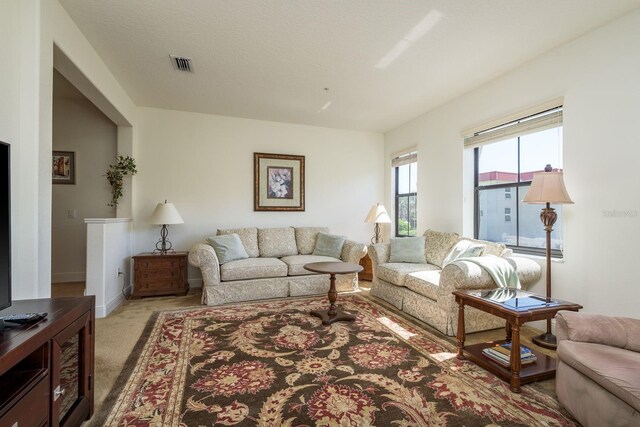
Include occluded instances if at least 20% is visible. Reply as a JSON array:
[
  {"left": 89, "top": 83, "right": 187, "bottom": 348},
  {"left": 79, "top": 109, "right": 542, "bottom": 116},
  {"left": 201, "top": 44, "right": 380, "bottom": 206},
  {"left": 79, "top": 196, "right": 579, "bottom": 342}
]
[{"left": 59, "top": 0, "right": 640, "bottom": 132}]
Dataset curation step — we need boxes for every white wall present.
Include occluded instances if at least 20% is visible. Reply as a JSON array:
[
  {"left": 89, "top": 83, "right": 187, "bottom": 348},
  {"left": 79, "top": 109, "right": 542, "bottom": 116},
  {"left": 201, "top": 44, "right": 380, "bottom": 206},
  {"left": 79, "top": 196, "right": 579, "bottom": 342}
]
[
  {"left": 85, "top": 219, "right": 133, "bottom": 317},
  {"left": 0, "top": 0, "right": 136, "bottom": 300},
  {"left": 385, "top": 10, "right": 640, "bottom": 317},
  {"left": 134, "top": 108, "right": 384, "bottom": 283},
  {"left": 0, "top": 0, "right": 44, "bottom": 299},
  {"left": 52, "top": 87, "right": 117, "bottom": 283}
]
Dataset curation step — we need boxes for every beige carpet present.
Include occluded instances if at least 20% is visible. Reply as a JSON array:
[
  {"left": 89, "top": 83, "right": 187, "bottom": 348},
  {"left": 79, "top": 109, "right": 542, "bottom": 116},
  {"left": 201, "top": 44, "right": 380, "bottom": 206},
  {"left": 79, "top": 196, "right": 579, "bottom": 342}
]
[{"left": 92, "top": 283, "right": 557, "bottom": 420}]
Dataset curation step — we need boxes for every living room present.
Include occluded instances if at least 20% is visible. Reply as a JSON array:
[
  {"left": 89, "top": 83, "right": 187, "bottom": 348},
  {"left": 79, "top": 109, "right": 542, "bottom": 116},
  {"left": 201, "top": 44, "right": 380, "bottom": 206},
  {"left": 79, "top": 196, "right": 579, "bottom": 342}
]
[{"left": 1, "top": 1, "right": 639, "bottom": 426}]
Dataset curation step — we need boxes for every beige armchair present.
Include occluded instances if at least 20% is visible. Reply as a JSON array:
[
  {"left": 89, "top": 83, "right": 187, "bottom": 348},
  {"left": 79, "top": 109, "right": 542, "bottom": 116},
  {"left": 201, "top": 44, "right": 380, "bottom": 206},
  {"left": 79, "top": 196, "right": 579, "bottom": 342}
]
[{"left": 555, "top": 311, "right": 640, "bottom": 426}]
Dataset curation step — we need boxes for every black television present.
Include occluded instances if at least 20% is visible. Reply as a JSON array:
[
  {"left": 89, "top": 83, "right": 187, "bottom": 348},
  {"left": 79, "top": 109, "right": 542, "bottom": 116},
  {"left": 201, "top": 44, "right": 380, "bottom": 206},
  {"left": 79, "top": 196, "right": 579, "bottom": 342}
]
[{"left": 0, "top": 141, "right": 10, "bottom": 313}]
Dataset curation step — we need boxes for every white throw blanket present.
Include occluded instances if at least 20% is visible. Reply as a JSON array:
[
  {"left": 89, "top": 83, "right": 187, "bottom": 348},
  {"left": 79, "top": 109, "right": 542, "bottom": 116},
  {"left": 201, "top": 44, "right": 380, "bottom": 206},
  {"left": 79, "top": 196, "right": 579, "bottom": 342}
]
[{"left": 454, "top": 254, "right": 521, "bottom": 289}]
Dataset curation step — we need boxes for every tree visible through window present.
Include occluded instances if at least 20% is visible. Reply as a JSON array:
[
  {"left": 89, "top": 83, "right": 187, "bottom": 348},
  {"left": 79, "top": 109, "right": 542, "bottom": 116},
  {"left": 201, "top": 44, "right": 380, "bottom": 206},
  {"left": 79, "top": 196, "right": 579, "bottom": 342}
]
[
  {"left": 395, "top": 159, "right": 417, "bottom": 237},
  {"left": 473, "top": 108, "right": 564, "bottom": 256}
]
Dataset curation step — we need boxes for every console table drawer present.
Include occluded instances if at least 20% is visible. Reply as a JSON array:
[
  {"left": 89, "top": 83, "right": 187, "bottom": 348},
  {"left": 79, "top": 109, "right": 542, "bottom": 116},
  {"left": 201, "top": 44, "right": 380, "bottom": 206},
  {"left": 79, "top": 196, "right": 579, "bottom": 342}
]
[
  {"left": 138, "top": 258, "right": 181, "bottom": 270},
  {"left": 0, "top": 375, "right": 48, "bottom": 427},
  {"left": 140, "top": 268, "right": 179, "bottom": 280}
]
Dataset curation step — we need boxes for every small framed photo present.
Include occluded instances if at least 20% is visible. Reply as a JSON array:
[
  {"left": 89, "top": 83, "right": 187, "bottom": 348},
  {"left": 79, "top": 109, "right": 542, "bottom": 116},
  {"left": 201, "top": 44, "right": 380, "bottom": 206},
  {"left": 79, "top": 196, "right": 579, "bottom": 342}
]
[
  {"left": 52, "top": 151, "right": 75, "bottom": 184},
  {"left": 254, "top": 152, "right": 305, "bottom": 211}
]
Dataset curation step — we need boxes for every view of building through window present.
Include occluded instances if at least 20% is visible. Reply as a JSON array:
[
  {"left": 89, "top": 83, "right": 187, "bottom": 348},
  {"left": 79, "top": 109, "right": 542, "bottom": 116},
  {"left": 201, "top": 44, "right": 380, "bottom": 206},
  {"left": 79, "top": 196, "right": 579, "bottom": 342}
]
[
  {"left": 475, "top": 125, "right": 563, "bottom": 255},
  {"left": 395, "top": 160, "right": 417, "bottom": 237}
]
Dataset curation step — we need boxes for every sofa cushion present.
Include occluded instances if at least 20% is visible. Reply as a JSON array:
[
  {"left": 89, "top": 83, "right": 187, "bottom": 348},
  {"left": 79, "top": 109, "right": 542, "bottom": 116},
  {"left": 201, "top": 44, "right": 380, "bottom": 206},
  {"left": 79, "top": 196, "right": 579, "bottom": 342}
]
[
  {"left": 280, "top": 255, "right": 341, "bottom": 276},
  {"left": 377, "top": 263, "right": 440, "bottom": 287},
  {"left": 220, "top": 257, "right": 288, "bottom": 281},
  {"left": 404, "top": 270, "right": 441, "bottom": 301},
  {"left": 295, "top": 227, "right": 329, "bottom": 255},
  {"left": 389, "top": 237, "right": 427, "bottom": 263},
  {"left": 313, "top": 232, "right": 346, "bottom": 258},
  {"left": 217, "top": 227, "right": 259, "bottom": 258},
  {"left": 206, "top": 233, "right": 249, "bottom": 264},
  {"left": 460, "top": 237, "right": 507, "bottom": 257},
  {"left": 424, "top": 230, "right": 460, "bottom": 268},
  {"left": 558, "top": 340, "right": 640, "bottom": 412},
  {"left": 258, "top": 227, "right": 298, "bottom": 258}
]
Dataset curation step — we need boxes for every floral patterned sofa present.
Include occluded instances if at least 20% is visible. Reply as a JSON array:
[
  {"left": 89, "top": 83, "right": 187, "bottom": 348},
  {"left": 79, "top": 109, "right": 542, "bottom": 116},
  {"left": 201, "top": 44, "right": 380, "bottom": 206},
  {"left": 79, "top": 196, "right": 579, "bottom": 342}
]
[
  {"left": 189, "top": 227, "right": 367, "bottom": 306},
  {"left": 369, "top": 230, "right": 541, "bottom": 336}
]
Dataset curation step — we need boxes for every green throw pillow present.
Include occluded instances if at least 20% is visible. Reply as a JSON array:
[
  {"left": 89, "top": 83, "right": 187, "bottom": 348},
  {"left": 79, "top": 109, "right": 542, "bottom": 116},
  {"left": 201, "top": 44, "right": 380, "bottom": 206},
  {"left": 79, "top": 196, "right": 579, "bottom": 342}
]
[
  {"left": 389, "top": 237, "right": 427, "bottom": 263},
  {"left": 312, "top": 232, "right": 347, "bottom": 258},
  {"left": 442, "top": 240, "right": 486, "bottom": 266},
  {"left": 206, "top": 233, "right": 249, "bottom": 264}
]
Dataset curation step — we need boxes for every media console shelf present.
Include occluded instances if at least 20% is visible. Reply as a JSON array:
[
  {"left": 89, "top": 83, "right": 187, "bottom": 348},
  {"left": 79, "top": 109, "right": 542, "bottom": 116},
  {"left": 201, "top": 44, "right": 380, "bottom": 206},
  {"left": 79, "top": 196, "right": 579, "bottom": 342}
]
[{"left": 0, "top": 296, "right": 95, "bottom": 427}]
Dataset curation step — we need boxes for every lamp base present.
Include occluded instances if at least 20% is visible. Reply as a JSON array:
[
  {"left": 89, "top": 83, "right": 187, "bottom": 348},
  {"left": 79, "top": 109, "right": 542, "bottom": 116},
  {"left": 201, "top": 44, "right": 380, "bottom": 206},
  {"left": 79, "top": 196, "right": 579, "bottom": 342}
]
[{"left": 531, "top": 332, "right": 557, "bottom": 349}]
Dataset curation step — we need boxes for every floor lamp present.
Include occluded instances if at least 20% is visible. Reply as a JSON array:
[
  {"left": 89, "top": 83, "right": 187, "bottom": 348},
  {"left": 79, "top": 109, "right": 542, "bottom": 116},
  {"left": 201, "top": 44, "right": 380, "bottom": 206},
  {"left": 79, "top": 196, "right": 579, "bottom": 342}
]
[
  {"left": 365, "top": 203, "right": 392, "bottom": 244},
  {"left": 522, "top": 164, "right": 573, "bottom": 349}
]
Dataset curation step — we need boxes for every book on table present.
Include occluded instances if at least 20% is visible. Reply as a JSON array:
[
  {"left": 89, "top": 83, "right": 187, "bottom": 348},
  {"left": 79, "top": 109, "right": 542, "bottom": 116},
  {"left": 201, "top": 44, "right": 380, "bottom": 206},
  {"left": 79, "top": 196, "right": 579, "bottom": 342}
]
[{"left": 482, "top": 343, "right": 537, "bottom": 367}]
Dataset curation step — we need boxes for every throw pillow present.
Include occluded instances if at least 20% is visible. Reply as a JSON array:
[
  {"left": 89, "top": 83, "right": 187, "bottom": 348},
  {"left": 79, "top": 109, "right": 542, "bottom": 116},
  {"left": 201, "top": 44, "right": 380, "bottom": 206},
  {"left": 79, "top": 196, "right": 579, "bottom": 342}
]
[
  {"left": 312, "top": 232, "right": 347, "bottom": 258},
  {"left": 442, "top": 240, "right": 486, "bottom": 266},
  {"left": 217, "top": 227, "right": 259, "bottom": 258},
  {"left": 389, "top": 237, "right": 427, "bottom": 263},
  {"left": 206, "top": 233, "right": 249, "bottom": 264}
]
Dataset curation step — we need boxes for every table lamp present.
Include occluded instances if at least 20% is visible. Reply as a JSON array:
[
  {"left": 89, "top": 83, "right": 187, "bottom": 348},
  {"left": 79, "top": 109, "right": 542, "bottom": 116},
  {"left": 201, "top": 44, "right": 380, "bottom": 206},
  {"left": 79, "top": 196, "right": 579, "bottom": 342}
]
[
  {"left": 365, "top": 203, "right": 392, "bottom": 244},
  {"left": 149, "top": 200, "right": 184, "bottom": 254},
  {"left": 522, "top": 164, "right": 573, "bottom": 349}
]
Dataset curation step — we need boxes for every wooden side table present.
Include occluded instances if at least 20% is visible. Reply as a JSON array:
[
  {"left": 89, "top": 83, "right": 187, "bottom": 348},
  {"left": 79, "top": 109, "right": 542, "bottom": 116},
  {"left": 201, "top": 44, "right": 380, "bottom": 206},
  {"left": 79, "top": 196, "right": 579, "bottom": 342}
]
[
  {"left": 132, "top": 252, "right": 189, "bottom": 299},
  {"left": 359, "top": 253, "right": 373, "bottom": 281},
  {"left": 304, "top": 262, "right": 363, "bottom": 325},
  {"left": 453, "top": 289, "right": 582, "bottom": 392}
]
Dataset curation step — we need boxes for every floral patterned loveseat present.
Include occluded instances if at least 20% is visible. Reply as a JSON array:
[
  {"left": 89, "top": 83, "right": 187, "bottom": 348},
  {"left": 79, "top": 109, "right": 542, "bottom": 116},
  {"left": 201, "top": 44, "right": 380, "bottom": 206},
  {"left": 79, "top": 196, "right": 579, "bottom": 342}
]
[
  {"left": 369, "top": 230, "right": 541, "bottom": 336},
  {"left": 189, "top": 227, "right": 367, "bottom": 306}
]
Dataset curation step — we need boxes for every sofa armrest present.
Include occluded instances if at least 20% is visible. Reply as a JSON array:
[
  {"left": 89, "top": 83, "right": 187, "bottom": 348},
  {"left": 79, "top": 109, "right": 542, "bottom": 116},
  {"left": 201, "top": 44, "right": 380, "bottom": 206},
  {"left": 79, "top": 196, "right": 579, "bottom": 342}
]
[
  {"left": 438, "top": 255, "right": 541, "bottom": 295},
  {"left": 505, "top": 256, "right": 541, "bottom": 287},
  {"left": 368, "top": 243, "right": 390, "bottom": 266},
  {"left": 188, "top": 243, "right": 221, "bottom": 288},
  {"left": 556, "top": 311, "right": 640, "bottom": 352},
  {"left": 341, "top": 240, "right": 367, "bottom": 264}
]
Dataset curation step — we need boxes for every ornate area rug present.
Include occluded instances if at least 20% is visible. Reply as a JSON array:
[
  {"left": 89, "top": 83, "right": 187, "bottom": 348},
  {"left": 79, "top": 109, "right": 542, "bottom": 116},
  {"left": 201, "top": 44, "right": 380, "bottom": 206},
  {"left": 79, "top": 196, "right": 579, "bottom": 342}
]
[{"left": 99, "top": 295, "right": 575, "bottom": 426}]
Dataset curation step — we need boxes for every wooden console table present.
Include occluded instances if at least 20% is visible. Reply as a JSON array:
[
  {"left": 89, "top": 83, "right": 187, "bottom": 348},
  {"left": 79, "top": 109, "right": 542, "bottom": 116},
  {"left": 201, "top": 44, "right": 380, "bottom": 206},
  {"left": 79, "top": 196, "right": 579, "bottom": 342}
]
[
  {"left": 0, "top": 296, "right": 95, "bottom": 426},
  {"left": 453, "top": 289, "right": 581, "bottom": 392}
]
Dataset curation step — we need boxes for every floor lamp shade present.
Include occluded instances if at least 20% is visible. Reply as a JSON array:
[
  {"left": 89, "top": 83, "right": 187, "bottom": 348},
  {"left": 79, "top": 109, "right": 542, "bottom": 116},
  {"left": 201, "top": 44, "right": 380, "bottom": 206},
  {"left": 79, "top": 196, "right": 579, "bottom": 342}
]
[
  {"left": 150, "top": 201, "right": 184, "bottom": 254},
  {"left": 365, "top": 203, "right": 391, "bottom": 244},
  {"left": 522, "top": 169, "right": 573, "bottom": 205},
  {"left": 522, "top": 165, "right": 573, "bottom": 349}
]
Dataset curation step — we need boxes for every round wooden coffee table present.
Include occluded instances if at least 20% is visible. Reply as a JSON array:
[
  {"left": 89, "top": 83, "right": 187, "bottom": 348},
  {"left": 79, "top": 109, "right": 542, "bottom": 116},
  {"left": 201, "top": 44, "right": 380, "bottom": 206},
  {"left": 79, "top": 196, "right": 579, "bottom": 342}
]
[{"left": 304, "top": 261, "right": 363, "bottom": 325}]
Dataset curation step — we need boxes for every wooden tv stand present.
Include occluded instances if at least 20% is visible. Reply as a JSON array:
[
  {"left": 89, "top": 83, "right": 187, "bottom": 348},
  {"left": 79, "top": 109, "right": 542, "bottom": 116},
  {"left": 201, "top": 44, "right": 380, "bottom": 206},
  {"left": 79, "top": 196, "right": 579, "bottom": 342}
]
[{"left": 0, "top": 296, "right": 95, "bottom": 427}]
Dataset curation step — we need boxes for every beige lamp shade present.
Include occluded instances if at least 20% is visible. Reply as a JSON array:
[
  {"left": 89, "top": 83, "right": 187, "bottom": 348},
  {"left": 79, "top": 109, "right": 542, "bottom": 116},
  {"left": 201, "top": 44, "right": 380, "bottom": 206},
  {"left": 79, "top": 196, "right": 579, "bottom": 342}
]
[
  {"left": 365, "top": 203, "right": 392, "bottom": 224},
  {"left": 149, "top": 201, "right": 184, "bottom": 225},
  {"left": 522, "top": 170, "right": 574, "bottom": 205}
]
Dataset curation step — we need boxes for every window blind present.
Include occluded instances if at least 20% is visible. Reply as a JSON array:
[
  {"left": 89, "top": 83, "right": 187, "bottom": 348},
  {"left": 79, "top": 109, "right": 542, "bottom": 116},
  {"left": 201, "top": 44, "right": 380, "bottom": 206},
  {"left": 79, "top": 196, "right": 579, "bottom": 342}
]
[
  {"left": 392, "top": 152, "right": 417, "bottom": 168},
  {"left": 464, "top": 107, "right": 563, "bottom": 148}
]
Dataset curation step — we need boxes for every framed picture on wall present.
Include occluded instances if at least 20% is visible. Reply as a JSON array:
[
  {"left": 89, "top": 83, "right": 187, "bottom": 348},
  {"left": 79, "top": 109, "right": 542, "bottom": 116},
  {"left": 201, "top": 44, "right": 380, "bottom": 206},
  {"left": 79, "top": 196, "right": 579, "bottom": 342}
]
[
  {"left": 254, "top": 152, "right": 305, "bottom": 211},
  {"left": 52, "top": 151, "right": 76, "bottom": 184}
]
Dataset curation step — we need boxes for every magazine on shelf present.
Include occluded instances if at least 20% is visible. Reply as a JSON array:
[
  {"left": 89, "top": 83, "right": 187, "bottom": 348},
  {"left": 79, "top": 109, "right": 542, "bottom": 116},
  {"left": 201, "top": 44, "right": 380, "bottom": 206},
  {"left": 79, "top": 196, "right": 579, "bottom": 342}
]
[{"left": 482, "top": 348, "right": 537, "bottom": 367}]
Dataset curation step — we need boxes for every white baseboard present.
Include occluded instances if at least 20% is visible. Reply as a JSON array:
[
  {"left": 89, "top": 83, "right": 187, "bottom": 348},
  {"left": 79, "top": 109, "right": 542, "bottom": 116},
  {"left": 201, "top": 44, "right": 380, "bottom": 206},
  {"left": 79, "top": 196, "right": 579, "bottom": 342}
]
[
  {"left": 52, "top": 272, "right": 86, "bottom": 283},
  {"left": 188, "top": 278, "right": 203, "bottom": 288},
  {"left": 96, "top": 290, "right": 128, "bottom": 318}
]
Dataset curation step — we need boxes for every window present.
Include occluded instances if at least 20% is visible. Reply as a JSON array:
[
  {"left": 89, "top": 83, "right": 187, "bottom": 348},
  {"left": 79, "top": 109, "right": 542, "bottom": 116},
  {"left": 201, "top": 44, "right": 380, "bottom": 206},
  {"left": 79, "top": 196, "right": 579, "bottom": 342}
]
[
  {"left": 504, "top": 208, "right": 511, "bottom": 222},
  {"left": 469, "top": 107, "right": 564, "bottom": 257},
  {"left": 393, "top": 152, "right": 417, "bottom": 237}
]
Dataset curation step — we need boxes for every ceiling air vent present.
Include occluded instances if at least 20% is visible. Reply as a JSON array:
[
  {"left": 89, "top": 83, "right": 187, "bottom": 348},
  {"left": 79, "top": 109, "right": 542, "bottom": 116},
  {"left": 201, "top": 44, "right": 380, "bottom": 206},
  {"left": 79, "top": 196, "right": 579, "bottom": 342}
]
[{"left": 169, "top": 55, "right": 194, "bottom": 72}]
